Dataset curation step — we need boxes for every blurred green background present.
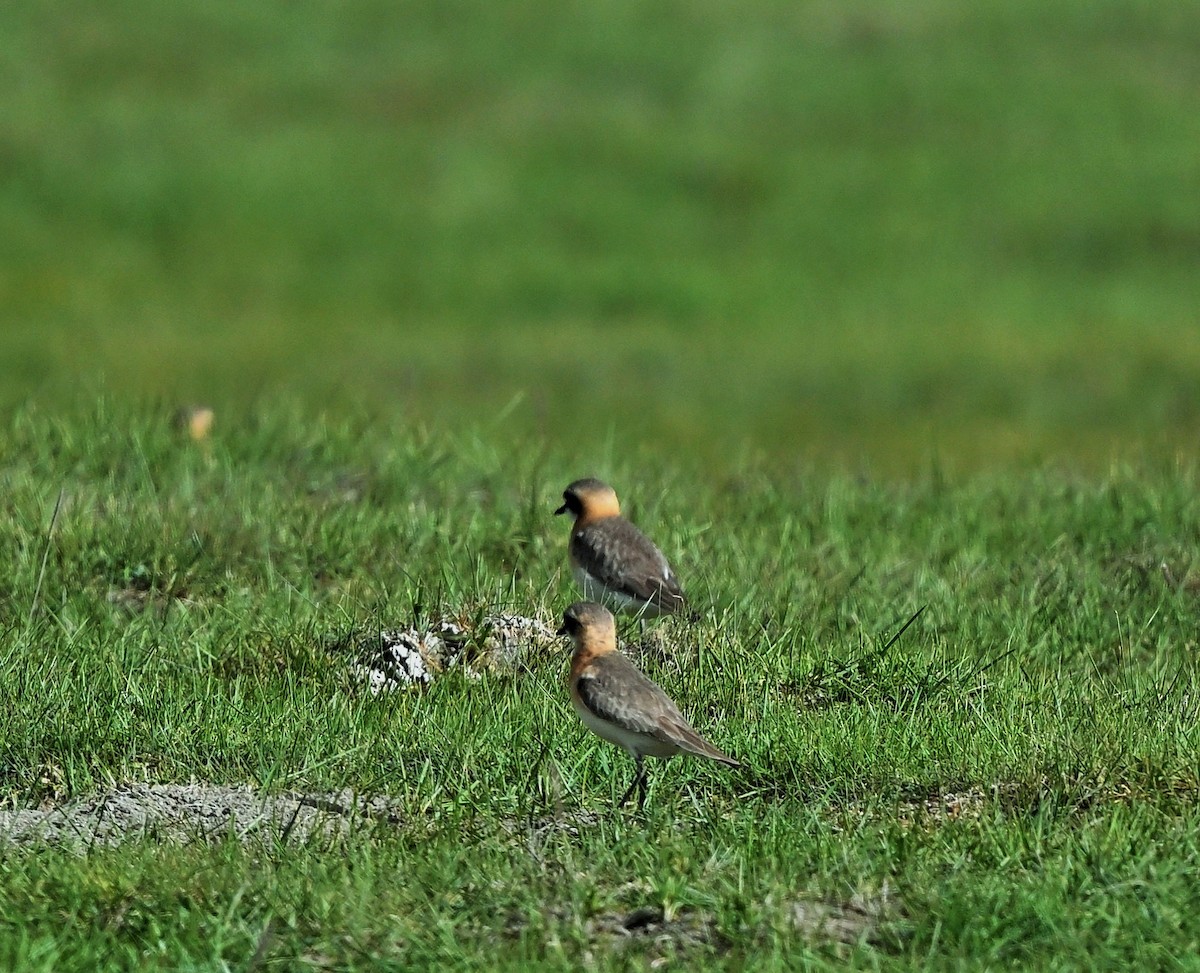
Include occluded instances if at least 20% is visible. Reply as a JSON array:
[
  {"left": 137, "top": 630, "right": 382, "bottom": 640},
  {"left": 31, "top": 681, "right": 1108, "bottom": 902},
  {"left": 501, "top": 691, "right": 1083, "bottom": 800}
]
[{"left": 2, "top": 0, "right": 1198, "bottom": 471}]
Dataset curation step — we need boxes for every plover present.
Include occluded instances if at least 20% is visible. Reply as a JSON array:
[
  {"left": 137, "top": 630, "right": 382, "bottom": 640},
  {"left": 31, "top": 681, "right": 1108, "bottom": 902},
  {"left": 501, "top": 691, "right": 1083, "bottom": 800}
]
[
  {"left": 559, "top": 601, "right": 738, "bottom": 809},
  {"left": 554, "top": 478, "right": 686, "bottom": 621}
]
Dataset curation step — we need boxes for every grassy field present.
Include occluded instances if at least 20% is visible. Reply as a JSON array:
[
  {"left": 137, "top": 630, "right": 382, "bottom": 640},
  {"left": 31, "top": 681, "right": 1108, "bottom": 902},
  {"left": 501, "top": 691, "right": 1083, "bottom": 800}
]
[
  {"left": 2, "top": 0, "right": 1200, "bottom": 968},
  {"left": 0, "top": 406, "right": 1198, "bottom": 968},
  {"left": 1, "top": 0, "right": 1199, "bottom": 468}
]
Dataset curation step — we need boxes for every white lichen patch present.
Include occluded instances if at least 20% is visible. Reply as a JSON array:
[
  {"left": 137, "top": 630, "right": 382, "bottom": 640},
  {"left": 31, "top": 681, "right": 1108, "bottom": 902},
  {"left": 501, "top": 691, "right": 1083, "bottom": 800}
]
[
  {"left": 348, "top": 626, "right": 447, "bottom": 691},
  {"left": 341, "top": 612, "right": 558, "bottom": 694},
  {"left": 472, "top": 612, "right": 558, "bottom": 669}
]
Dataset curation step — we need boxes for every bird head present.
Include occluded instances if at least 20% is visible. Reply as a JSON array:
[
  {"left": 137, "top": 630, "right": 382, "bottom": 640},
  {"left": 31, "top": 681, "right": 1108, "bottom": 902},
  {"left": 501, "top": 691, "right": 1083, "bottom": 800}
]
[
  {"left": 557, "top": 601, "right": 617, "bottom": 652},
  {"left": 554, "top": 478, "right": 620, "bottom": 519}
]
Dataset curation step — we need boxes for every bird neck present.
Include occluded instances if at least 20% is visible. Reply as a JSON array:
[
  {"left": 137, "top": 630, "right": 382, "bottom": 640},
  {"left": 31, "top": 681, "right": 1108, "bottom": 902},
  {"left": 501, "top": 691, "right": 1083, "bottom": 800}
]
[
  {"left": 575, "top": 497, "right": 620, "bottom": 527},
  {"left": 571, "top": 635, "right": 616, "bottom": 669}
]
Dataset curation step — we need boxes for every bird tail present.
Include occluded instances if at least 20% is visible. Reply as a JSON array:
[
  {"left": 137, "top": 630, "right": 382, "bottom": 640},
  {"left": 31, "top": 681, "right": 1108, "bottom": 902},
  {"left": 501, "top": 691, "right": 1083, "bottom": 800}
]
[{"left": 665, "top": 719, "right": 740, "bottom": 768}]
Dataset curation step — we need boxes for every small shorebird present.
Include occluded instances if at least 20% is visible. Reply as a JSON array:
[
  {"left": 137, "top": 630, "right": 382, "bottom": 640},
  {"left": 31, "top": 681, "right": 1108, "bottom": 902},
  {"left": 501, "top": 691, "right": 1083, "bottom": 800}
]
[
  {"left": 559, "top": 601, "right": 738, "bottom": 809},
  {"left": 554, "top": 478, "right": 686, "bottom": 621}
]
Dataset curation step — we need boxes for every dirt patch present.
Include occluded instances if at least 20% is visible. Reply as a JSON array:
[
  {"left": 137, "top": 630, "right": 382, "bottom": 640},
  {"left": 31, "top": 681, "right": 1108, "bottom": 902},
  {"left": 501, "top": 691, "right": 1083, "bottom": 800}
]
[
  {"left": 787, "top": 883, "right": 901, "bottom": 947},
  {"left": 897, "top": 786, "right": 998, "bottom": 824},
  {"left": 0, "top": 784, "right": 404, "bottom": 851},
  {"left": 504, "top": 900, "right": 726, "bottom": 964},
  {"left": 586, "top": 905, "right": 727, "bottom": 958}
]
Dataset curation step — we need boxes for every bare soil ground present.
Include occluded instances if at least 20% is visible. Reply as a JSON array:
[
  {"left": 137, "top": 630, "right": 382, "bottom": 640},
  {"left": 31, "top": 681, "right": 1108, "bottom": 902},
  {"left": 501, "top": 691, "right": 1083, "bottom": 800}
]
[{"left": 0, "top": 784, "right": 404, "bottom": 850}]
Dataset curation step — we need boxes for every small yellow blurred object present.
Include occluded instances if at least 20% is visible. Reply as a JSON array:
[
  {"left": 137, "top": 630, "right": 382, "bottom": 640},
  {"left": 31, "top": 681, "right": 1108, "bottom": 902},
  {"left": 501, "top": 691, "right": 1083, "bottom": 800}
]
[{"left": 174, "top": 406, "right": 215, "bottom": 441}]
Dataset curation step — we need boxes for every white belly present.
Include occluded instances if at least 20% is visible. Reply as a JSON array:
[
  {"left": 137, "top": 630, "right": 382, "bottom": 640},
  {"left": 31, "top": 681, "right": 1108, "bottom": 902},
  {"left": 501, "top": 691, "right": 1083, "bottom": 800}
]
[
  {"left": 571, "top": 694, "right": 678, "bottom": 759},
  {"left": 571, "top": 564, "right": 668, "bottom": 618}
]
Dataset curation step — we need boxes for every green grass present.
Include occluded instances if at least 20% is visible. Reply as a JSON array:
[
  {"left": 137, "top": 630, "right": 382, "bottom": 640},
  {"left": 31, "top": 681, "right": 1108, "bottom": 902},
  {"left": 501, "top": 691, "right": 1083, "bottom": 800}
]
[
  {"left": 1, "top": 404, "right": 1199, "bottom": 968},
  {"left": 2, "top": 0, "right": 1199, "bottom": 966},
  {"left": 1, "top": 0, "right": 1199, "bottom": 467}
]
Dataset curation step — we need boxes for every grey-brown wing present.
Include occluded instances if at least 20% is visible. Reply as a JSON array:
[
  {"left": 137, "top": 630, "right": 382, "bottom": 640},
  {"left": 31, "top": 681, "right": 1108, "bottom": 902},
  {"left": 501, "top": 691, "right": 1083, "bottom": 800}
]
[
  {"left": 577, "top": 655, "right": 739, "bottom": 766},
  {"left": 575, "top": 519, "right": 686, "bottom": 611},
  {"left": 575, "top": 653, "right": 685, "bottom": 738},
  {"left": 655, "top": 714, "right": 740, "bottom": 766}
]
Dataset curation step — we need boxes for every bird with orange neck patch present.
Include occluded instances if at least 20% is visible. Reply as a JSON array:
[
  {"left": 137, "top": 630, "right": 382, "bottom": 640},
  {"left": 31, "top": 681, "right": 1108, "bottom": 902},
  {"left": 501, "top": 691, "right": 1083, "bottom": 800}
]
[
  {"left": 559, "top": 601, "right": 739, "bottom": 809},
  {"left": 554, "top": 478, "right": 686, "bottom": 622}
]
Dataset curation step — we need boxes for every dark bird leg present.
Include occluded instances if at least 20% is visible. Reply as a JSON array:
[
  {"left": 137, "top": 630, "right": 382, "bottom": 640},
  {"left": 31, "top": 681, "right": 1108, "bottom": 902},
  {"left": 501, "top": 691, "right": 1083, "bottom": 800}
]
[{"left": 618, "top": 755, "right": 647, "bottom": 809}]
